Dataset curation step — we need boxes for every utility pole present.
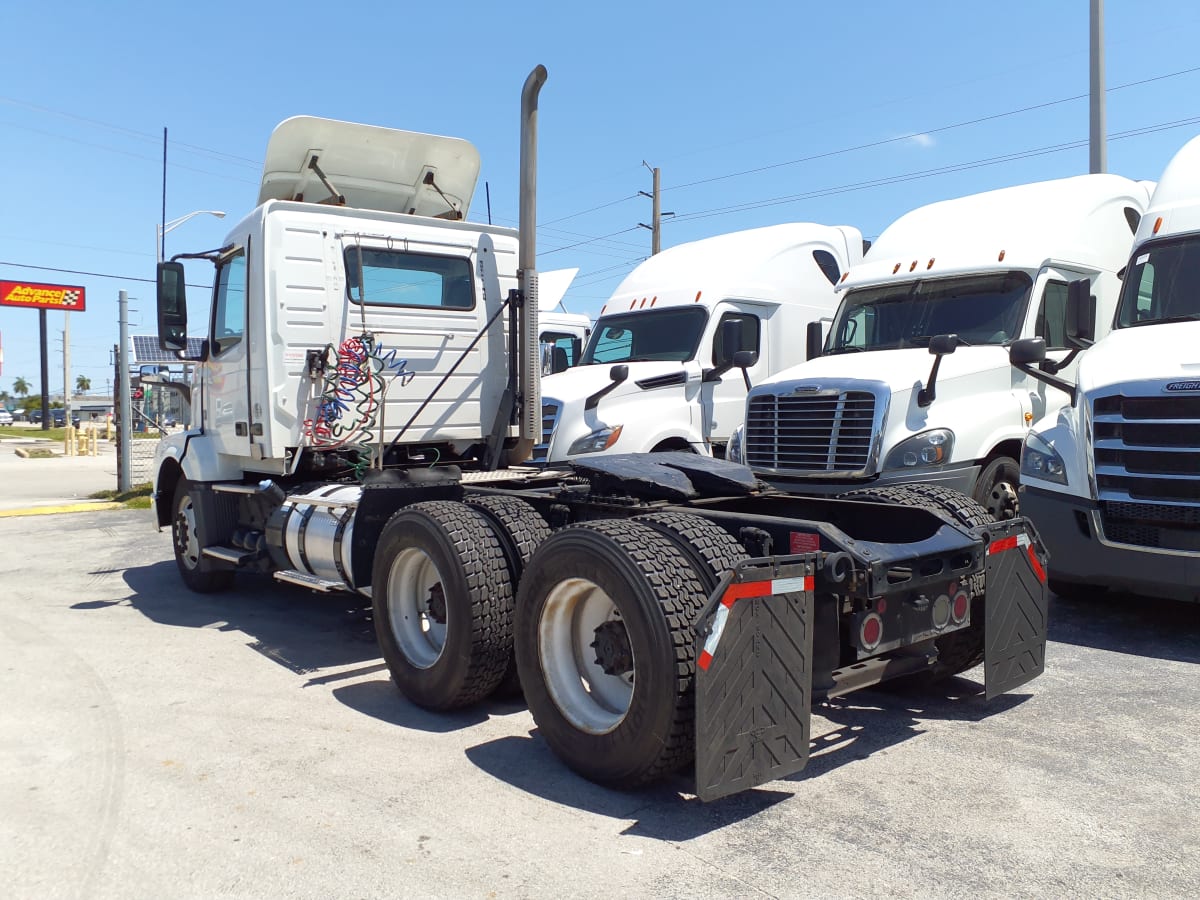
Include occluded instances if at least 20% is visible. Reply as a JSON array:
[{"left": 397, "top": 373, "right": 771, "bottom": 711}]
[
  {"left": 118, "top": 290, "right": 131, "bottom": 491},
  {"left": 1090, "top": 0, "right": 1106, "bottom": 174},
  {"left": 638, "top": 162, "right": 673, "bottom": 255}
]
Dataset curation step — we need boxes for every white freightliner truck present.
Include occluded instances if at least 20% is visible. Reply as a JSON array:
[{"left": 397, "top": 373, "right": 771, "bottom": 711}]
[
  {"left": 727, "top": 175, "right": 1153, "bottom": 521},
  {"left": 151, "top": 66, "right": 1048, "bottom": 801},
  {"left": 533, "top": 224, "right": 864, "bottom": 462},
  {"left": 1010, "top": 135, "right": 1200, "bottom": 602}
]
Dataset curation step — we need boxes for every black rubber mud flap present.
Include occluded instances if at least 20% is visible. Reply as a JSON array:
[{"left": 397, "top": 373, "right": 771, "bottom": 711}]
[
  {"left": 982, "top": 520, "right": 1049, "bottom": 700},
  {"left": 694, "top": 556, "right": 816, "bottom": 802}
]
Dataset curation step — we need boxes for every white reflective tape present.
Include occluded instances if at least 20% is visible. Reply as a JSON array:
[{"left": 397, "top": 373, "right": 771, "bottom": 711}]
[
  {"left": 702, "top": 602, "right": 731, "bottom": 661},
  {"left": 771, "top": 576, "right": 808, "bottom": 593}
]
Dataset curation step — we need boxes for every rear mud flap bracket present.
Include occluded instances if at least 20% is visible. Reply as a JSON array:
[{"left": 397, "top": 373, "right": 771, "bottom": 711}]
[
  {"left": 982, "top": 520, "right": 1049, "bottom": 700},
  {"left": 694, "top": 555, "right": 816, "bottom": 802}
]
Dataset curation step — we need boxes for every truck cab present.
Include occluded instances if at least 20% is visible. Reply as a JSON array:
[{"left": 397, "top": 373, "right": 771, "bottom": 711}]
[
  {"left": 1015, "top": 135, "right": 1200, "bottom": 601},
  {"left": 533, "top": 223, "right": 863, "bottom": 462},
  {"left": 729, "top": 175, "right": 1152, "bottom": 520}
]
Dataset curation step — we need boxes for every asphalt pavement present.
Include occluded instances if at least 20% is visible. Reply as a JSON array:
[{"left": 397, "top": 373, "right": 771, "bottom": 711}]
[
  {"left": 0, "top": 432, "right": 119, "bottom": 512},
  {"left": 1, "top": 493, "right": 1198, "bottom": 898}
]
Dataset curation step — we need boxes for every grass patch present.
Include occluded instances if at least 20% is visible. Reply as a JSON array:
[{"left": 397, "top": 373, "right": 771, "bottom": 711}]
[{"left": 90, "top": 483, "right": 153, "bottom": 505}]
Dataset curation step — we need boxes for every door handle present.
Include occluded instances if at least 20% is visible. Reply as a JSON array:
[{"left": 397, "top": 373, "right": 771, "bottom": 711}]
[{"left": 235, "top": 422, "right": 248, "bottom": 436}]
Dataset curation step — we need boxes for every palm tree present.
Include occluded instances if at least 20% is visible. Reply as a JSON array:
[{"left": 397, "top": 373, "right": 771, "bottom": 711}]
[
  {"left": 75, "top": 375, "right": 91, "bottom": 395},
  {"left": 13, "top": 377, "right": 29, "bottom": 398}
]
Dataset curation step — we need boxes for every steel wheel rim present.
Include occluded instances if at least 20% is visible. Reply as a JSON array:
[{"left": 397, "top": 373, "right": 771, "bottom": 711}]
[
  {"left": 174, "top": 493, "right": 200, "bottom": 570},
  {"left": 986, "top": 477, "right": 1020, "bottom": 520},
  {"left": 387, "top": 547, "right": 448, "bottom": 669},
  {"left": 539, "top": 577, "right": 634, "bottom": 735}
]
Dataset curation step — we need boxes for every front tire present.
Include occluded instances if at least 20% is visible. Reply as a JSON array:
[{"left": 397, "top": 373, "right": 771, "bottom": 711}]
[
  {"left": 514, "top": 520, "right": 709, "bottom": 789},
  {"left": 372, "top": 501, "right": 513, "bottom": 710},
  {"left": 972, "top": 456, "right": 1021, "bottom": 521},
  {"left": 171, "top": 478, "right": 235, "bottom": 594}
]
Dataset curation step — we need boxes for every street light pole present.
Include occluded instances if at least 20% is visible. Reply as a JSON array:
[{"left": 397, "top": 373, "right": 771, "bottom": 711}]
[{"left": 157, "top": 209, "right": 226, "bottom": 262}]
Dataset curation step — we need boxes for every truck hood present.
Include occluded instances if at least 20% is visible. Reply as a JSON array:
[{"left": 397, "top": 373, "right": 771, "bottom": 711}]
[
  {"left": 763, "top": 345, "right": 1010, "bottom": 394},
  {"left": 1078, "top": 321, "right": 1200, "bottom": 394},
  {"left": 542, "top": 360, "right": 693, "bottom": 405}
]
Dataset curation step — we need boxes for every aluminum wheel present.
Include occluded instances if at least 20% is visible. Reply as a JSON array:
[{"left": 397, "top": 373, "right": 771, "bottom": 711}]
[
  {"left": 386, "top": 547, "right": 449, "bottom": 669},
  {"left": 539, "top": 577, "right": 635, "bottom": 735}
]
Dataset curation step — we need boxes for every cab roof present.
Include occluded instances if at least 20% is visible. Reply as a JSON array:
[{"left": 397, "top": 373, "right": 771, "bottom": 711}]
[{"left": 258, "top": 116, "right": 480, "bottom": 219}]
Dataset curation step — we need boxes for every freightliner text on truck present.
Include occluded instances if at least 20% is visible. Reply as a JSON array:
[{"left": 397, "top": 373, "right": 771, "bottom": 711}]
[
  {"left": 1009, "top": 134, "right": 1200, "bottom": 602},
  {"left": 727, "top": 175, "right": 1152, "bottom": 520},
  {"left": 150, "top": 66, "right": 1049, "bottom": 801},
  {"left": 534, "top": 224, "right": 864, "bottom": 463}
]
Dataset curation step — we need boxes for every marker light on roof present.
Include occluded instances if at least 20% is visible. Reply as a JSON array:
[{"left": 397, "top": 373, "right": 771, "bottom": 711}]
[
  {"left": 998, "top": 250, "right": 1006, "bottom": 261},
  {"left": 927, "top": 258, "right": 935, "bottom": 269},
  {"left": 1153, "top": 216, "right": 1163, "bottom": 234},
  {"left": 694, "top": 290, "right": 702, "bottom": 302},
  {"left": 909, "top": 260, "right": 918, "bottom": 272},
  {"left": 893, "top": 263, "right": 901, "bottom": 274}
]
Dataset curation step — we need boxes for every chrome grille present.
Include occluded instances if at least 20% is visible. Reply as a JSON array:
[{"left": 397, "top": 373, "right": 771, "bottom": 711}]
[
  {"left": 745, "top": 388, "right": 879, "bottom": 475},
  {"left": 530, "top": 400, "right": 562, "bottom": 463},
  {"left": 1093, "top": 390, "right": 1200, "bottom": 550}
]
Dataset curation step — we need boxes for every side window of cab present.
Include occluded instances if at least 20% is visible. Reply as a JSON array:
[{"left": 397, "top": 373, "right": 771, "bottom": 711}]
[
  {"left": 1034, "top": 280, "right": 1069, "bottom": 350},
  {"left": 212, "top": 251, "right": 247, "bottom": 356}
]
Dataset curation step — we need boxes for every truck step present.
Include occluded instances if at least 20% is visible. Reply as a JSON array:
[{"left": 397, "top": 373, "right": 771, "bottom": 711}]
[
  {"left": 286, "top": 493, "right": 359, "bottom": 510},
  {"left": 460, "top": 466, "right": 568, "bottom": 484},
  {"left": 212, "top": 482, "right": 273, "bottom": 495},
  {"left": 201, "top": 545, "right": 261, "bottom": 565},
  {"left": 273, "top": 569, "right": 347, "bottom": 592}
]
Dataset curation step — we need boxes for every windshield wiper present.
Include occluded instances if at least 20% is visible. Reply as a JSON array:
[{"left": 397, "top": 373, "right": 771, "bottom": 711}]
[{"left": 825, "top": 346, "right": 866, "bottom": 355}]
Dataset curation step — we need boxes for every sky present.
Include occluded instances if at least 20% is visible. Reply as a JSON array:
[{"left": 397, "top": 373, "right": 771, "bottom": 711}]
[{"left": 2, "top": 0, "right": 1199, "bottom": 401}]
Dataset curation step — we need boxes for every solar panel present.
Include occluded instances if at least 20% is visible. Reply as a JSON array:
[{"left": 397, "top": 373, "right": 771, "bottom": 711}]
[{"left": 130, "top": 334, "right": 205, "bottom": 363}]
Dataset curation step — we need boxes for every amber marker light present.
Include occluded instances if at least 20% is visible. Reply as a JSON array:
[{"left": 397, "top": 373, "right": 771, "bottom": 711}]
[
  {"left": 1153, "top": 216, "right": 1164, "bottom": 234},
  {"left": 998, "top": 250, "right": 1006, "bottom": 261},
  {"left": 927, "top": 258, "right": 935, "bottom": 269}
]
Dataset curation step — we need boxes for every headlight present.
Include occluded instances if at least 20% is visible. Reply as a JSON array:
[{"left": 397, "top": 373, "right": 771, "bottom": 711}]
[
  {"left": 568, "top": 425, "right": 623, "bottom": 455},
  {"left": 883, "top": 429, "right": 954, "bottom": 470},
  {"left": 727, "top": 424, "right": 745, "bottom": 464},
  {"left": 1021, "top": 431, "right": 1067, "bottom": 485}
]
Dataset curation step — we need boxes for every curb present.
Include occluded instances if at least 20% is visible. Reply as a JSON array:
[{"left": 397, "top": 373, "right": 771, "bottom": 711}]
[{"left": 0, "top": 501, "right": 126, "bottom": 518}]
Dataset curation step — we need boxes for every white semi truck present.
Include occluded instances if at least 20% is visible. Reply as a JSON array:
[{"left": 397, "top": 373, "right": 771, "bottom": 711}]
[
  {"left": 1010, "top": 134, "right": 1200, "bottom": 602},
  {"left": 728, "top": 175, "right": 1153, "bottom": 521},
  {"left": 150, "top": 66, "right": 1048, "bottom": 801},
  {"left": 533, "top": 224, "right": 863, "bottom": 462}
]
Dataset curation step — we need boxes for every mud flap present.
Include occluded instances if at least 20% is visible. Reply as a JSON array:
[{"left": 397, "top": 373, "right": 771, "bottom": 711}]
[
  {"left": 982, "top": 520, "right": 1049, "bottom": 700},
  {"left": 694, "top": 556, "right": 816, "bottom": 802}
]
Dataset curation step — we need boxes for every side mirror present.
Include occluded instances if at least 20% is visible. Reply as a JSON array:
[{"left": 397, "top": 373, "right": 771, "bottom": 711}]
[
  {"left": 732, "top": 349, "right": 756, "bottom": 390},
  {"left": 928, "top": 333, "right": 960, "bottom": 355},
  {"left": 608, "top": 364, "right": 629, "bottom": 384},
  {"left": 806, "top": 321, "right": 824, "bottom": 360},
  {"left": 585, "top": 364, "right": 628, "bottom": 411},
  {"left": 1065, "top": 278, "right": 1095, "bottom": 349},
  {"left": 1009, "top": 337, "right": 1047, "bottom": 367},
  {"left": 157, "top": 261, "right": 188, "bottom": 352}
]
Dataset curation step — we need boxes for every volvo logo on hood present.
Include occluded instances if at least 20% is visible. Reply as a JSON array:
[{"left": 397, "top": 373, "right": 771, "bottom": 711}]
[{"left": 1165, "top": 381, "right": 1200, "bottom": 392}]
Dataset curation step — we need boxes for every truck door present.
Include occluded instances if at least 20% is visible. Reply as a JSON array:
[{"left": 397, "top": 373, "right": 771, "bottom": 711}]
[
  {"left": 202, "top": 246, "right": 253, "bottom": 458},
  {"left": 1022, "top": 267, "right": 1084, "bottom": 423},
  {"left": 702, "top": 306, "right": 767, "bottom": 449}
]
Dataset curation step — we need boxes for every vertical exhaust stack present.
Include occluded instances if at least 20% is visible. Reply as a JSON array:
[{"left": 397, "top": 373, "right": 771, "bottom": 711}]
[{"left": 514, "top": 65, "right": 547, "bottom": 458}]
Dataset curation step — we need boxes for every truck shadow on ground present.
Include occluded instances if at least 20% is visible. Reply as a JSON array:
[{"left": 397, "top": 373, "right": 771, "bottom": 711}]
[
  {"left": 1048, "top": 590, "right": 1200, "bottom": 663},
  {"left": 464, "top": 676, "right": 1024, "bottom": 840},
  {"left": 76, "top": 561, "right": 381, "bottom": 675}
]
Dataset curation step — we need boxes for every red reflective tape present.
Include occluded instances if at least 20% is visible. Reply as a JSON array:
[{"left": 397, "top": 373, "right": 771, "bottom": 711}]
[
  {"left": 722, "top": 580, "right": 772, "bottom": 603},
  {"left": 988, "top": 535, "right": 1019, "bottom": 555},
  {"left": 1026, "top": 544, "right": 1047, "bottom": 583},
  {"left": 697, "top": 649, "right": 713, "bottom": 671}
]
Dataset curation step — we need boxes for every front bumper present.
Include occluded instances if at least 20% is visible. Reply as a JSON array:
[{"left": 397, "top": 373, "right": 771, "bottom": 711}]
[{"left": 1020, "top": 485, "right": 1200, "bottom": 602}]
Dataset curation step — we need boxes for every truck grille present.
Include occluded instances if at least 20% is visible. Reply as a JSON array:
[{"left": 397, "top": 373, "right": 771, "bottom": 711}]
[
  {"left": 530, "top": 400, "right": 561, "bottom": 463},
  {"left": 745, "top": 388, "right": 879, "bottom": 476},
  {"left": 1093, "top": 391, "right": 1200, "bottom": 550}
]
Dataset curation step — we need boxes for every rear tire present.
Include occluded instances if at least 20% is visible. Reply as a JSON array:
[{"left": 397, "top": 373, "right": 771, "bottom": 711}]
[
  {"left": 372, "top": 501, "right": 513, "bottom": 710},
  {"left": 632, "top": 511, "right": 748, "bottom": 592},
  {"left": 465, "top": 495, "right": 552, "bottom": 698},
  {"left": 171, "top": 478, "right": 235, "bottom": 594},
  {"left": 838, "top": 484, "right": 991, "bottom": 680},
  {"left": 514, "top": 519, "right": 709, "bottom": 789}
]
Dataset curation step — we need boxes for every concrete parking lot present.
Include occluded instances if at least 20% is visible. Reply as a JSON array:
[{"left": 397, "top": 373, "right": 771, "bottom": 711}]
[{"left": 0, "top": 453, "right": 1198, "bottom": 898}]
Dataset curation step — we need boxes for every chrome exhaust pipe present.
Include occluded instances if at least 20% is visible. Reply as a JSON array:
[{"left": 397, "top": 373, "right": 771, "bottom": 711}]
[{"left": 514, "top": 65, "right": 547, "bottom": 455}]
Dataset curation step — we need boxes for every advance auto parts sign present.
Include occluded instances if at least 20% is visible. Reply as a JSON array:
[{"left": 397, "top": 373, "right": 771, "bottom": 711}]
[{"left": 0, "top": 280, "right": 86, "bottom": 312}]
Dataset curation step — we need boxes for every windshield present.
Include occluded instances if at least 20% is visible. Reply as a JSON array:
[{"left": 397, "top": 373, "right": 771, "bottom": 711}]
[
  {"left": 580, "top": 306, "right": 708, "bottom": 364},
  {"left": 1115, "top": 236, "right": 1200, "bottom": 328},
  {"left": 826, "top": 272, "right": 1032, "bottom": 354}
]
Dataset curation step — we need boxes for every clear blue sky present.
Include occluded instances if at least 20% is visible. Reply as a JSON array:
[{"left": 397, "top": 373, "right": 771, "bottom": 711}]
[{"left": 2, "top": 1, "right": 1199, "bottom": 399}]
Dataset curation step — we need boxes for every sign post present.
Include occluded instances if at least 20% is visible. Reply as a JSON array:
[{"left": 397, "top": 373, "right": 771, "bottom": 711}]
[{"left": 0, "top": 280, "right": 86, "bottom": 429}]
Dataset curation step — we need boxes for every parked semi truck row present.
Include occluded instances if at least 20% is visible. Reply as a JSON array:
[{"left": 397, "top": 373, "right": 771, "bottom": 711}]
[{"left": 150, "top": 67, "right": 1047, "bottom": 801}]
